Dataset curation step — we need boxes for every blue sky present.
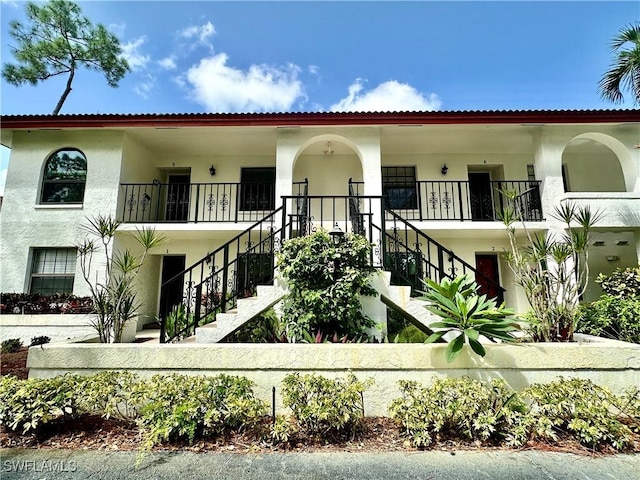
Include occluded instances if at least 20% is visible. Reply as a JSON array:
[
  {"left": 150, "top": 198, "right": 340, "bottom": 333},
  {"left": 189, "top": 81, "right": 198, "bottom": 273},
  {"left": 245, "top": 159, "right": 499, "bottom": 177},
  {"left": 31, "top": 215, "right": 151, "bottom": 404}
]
[{"left": 0, "top": 0, "right": 639, "bottom": 193}]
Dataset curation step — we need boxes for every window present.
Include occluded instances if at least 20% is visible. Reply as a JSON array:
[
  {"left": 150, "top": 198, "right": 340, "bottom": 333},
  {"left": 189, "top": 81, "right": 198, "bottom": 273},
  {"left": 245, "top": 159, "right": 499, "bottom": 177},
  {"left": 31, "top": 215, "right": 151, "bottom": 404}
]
[
  {"left": 382, "top": 166, "right": 417, "bottom": 209},
  {"left": 240, "top": 168, "right": 275, "bottom": 211},
  {"left": 30, "top": 248, "right": 76, "bottom": 294},
  {"left": 40, "top": 148, "right": 87, "bottom": 204}
]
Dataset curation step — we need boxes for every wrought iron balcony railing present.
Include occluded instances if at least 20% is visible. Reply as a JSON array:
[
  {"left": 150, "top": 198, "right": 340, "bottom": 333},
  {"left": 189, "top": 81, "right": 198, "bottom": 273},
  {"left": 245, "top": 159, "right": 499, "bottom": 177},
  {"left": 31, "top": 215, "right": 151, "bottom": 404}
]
[
  {"left": 350, "top": 179, "right": 543, "bottom": 221},
  {"left": 119, "top": 181, "right": 307, "bottom": 223}
]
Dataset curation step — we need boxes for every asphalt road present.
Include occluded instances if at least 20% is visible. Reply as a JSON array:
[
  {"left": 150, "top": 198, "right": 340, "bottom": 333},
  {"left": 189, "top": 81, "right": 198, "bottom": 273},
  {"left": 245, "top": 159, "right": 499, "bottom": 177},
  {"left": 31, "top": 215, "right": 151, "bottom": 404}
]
[{"left": 1, "top": 449, "right": 639, "bottom": 480}]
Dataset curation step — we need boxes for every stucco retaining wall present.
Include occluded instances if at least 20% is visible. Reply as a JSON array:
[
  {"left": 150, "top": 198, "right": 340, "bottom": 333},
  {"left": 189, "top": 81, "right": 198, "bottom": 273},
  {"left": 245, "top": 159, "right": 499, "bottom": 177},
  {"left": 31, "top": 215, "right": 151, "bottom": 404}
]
[
  {"left": 1, "top": 315, "right": 137, "bottom": 344},
  {"left": 26, "top": 335, "right": 640, "bottom": 416}
]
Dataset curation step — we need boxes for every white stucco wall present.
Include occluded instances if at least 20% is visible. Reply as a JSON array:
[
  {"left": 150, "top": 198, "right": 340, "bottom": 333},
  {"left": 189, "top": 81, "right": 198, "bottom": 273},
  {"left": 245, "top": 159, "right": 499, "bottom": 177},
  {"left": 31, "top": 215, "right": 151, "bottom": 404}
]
[{"left": 0, "top": 130, "right": 125, "bottom": 295}]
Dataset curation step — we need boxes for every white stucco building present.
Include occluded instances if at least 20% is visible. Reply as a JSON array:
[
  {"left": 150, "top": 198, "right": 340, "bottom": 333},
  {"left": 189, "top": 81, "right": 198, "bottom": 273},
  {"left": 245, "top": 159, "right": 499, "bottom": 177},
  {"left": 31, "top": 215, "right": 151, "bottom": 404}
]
[{"left": 1, "top": 110, "right": 638, "bottom": 341}]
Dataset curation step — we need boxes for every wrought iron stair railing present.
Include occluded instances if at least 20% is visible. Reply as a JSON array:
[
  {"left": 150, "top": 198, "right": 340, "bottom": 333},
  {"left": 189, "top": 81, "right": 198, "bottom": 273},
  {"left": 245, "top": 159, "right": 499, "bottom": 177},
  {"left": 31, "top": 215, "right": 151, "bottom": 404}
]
[
  {"left": 159, "top": 207, "right": 284, "bottom": 343},
  {"left": 383, "top": 209, "right": 506, "bottom": 303}
]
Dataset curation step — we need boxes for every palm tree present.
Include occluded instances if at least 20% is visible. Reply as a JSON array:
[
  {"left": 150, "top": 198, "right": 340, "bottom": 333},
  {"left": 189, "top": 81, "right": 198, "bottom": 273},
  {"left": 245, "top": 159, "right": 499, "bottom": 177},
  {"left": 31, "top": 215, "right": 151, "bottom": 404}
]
[{"left": 598, "top": 22, "right": 640, "bottom": 105}]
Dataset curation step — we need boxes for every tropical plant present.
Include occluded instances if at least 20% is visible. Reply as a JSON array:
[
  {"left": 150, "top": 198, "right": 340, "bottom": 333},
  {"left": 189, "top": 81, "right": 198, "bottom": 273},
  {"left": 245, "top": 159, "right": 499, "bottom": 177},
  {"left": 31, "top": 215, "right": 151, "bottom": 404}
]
[
  {"left": 1, "top": 338, "right": 23, "bottom": 354},
  {"left": 77, "top": 215, "right": 163, "bottom": 343},
  {"left": 1, "top": 0, "right": 130, "bottom": 114},
  {"left": 421, "top": 274, "right": 519, "bottom": 362},
  {"left": 277, "top": 231, "right": 377, "bottom": 342},
  {"left": 598, "top": 22, "right": 640, "bottom": 105},
  {"left": 29, "top": 335, "right": 51, "bottom": 347},
  {"left": 500, "top": 196, "right": 601, "bottom": 342}
]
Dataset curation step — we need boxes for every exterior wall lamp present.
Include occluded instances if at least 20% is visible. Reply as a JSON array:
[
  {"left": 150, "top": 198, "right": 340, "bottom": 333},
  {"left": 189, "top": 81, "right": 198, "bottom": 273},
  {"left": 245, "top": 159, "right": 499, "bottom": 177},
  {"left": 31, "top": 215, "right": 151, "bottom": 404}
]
[
  {"left": 209, "top": 165, "right": 216, "bottom": 176},
  {"left": 441, "top": 164, "right": 448, "bottom": 176}
]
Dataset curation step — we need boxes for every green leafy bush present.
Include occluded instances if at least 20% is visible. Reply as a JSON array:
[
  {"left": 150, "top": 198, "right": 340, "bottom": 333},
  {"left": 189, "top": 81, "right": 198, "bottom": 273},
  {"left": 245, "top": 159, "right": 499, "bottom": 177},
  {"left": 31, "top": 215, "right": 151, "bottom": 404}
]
[
  {"left": 77, "top": 371, "right": 143, "bottom": 421},
  {"left": 281, "top": 372, "right": 372, "bottom": 439},
  {"left": 393, "top": 324, "right": 429, "bottom": 343},
  {"left": 421, "top": 274, "right": 520, "bottom": 362},
  {"left": 1, "top": 338, "right": 23, "bottom": 353},
  {"left": 596, "top": 265, "right": 640, "bottom": 298},
  {"left": 225, "top": 308, "right": 287, "bottom": 343},
  {"left": 0, "top": 374, "right": 84, "bottom": 433},
  {"left": 576, "top": 294, "right": 640, "bottom": 344},
  {"left": 524, "top": 378, "right": 633, "bottom": 450},
  {"left": 389, "top": 377, "right": 528, "bottom": 448},
  {"left": 136, "top": 374, "right": 266, "bottom": 454},
  {"left": 30, "top": 335, "right": 51, "bottom": 347},
  {"left": 277, "top": 231, "right": 377, "bottom": 341}
]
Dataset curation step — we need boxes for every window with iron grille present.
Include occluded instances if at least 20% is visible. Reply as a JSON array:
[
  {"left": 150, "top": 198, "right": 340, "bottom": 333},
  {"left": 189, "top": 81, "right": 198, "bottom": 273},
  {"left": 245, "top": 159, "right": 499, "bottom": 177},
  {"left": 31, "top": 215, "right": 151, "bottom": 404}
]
[
  {"left": 240, "top": 168, "right": 276, "bottom": 211},
  {"left": 382, "top": 166, "right": 417, "bottom": 209},
  {"left": 30, "top": 248, "right": 76, "bottom": 294},
  {"left": 40, "top": 148, "right": 87, "bottom": 204}
]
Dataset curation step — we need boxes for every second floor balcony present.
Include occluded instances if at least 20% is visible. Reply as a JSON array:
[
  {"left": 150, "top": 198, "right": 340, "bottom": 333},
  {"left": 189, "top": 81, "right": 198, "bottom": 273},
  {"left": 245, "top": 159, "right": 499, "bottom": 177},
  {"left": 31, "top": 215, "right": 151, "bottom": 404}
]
[{"left": 119, "top": 179, "right": 543, "bottom": 224}]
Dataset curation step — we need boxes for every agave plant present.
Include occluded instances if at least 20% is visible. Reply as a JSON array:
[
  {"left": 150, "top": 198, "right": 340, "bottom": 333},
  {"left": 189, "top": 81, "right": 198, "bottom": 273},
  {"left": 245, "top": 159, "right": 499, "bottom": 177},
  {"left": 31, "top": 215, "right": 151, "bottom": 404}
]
[{"left": 421, "top": 274, "right": 520, "bottom": 362}]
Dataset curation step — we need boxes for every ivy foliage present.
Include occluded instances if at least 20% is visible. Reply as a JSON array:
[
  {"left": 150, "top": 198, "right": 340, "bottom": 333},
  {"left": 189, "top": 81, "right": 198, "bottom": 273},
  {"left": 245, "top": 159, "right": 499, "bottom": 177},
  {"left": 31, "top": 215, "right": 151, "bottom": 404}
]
[{"left": 277, "top": 231, "right": 377, "bottom": 341}]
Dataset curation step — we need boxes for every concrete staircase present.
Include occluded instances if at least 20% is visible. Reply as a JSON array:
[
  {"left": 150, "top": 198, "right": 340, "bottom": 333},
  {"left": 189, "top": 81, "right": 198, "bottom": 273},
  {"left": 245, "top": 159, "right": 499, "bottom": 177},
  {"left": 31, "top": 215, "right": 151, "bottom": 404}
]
[
  {"left": 375, "top": 271, "right": 445, "bottom": 338},
  {"left": 195, "top": 279, "right": 288, "bottom": 343}
]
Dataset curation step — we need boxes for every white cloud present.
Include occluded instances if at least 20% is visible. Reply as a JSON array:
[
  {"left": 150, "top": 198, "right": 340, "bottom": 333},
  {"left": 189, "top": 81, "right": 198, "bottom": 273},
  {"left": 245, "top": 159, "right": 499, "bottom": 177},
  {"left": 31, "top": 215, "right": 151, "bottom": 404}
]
[
  {"left": 330, "top": 79, "right": 442, "bottom": 112},
  {"left": 133, "top": 75, "right": 155, "bottom": 99},
  {"left": 308, "top": 65, "right": 319, "bottom": 75},
  {"left": 108, "top": 22, "right": 126, "bottom": 38},
  {"left": 158, "top": 56, "right": 177, "bottom": 70},
  {"left": 0, "top": 0, "right": 19, "bottom": 8},
  {"left": 121, "top": 36, "right": 150, "bottom": 71},
  {"left": 182, "top": 53, "right": 305, "bottom": 113},
  {"left": 179, "top": 21, "right": 216, "bottom": 48}
]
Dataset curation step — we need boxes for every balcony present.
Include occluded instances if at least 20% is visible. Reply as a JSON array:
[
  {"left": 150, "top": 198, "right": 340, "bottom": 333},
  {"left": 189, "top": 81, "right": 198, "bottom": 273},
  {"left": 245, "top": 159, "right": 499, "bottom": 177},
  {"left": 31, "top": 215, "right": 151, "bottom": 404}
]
[
  {"left": 351, "top": 180, "right": 544, "bottom": 222},
  {"left": 119, "top": 182, "right": 306, "bottom": 224}
]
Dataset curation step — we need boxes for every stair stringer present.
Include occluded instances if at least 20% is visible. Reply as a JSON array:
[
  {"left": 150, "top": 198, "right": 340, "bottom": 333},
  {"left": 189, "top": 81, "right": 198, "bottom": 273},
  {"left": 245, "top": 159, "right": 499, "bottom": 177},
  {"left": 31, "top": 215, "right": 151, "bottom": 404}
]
[{"left": 196, "top": 279, "right": 287, "bottom": 343}]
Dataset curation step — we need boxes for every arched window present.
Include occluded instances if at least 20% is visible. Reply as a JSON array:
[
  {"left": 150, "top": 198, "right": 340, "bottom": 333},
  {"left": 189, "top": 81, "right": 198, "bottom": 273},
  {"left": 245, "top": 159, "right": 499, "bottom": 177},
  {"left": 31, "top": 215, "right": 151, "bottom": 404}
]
[{"left": 40, "top": 148, "right": 87, "bottom": 204}]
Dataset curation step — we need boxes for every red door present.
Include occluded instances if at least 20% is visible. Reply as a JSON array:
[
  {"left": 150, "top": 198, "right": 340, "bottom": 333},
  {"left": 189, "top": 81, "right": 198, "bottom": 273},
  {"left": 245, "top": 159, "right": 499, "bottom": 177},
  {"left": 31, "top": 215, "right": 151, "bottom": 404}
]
[{"left": 475, "top": 254, "right": 502, "bottom": 303}]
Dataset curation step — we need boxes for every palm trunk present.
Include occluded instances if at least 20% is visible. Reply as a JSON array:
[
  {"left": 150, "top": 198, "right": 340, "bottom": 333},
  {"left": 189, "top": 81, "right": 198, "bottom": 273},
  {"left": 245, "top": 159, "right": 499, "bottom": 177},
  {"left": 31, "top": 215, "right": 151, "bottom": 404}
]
[{"left": 52, "top": 68, "right": 74, "bottom": 115}]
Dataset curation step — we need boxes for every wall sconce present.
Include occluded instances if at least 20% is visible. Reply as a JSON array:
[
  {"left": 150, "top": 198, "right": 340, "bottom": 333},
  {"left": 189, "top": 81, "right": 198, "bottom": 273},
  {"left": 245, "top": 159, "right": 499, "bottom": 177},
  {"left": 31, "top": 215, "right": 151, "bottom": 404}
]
[
  {"left": 606, "top": 255, "right": 620, "bottom": 262},
  {"left": 441, "top": 164, "right": 448, "bottom": 176},
  {"left": 209, "top": 165, "right": 216, "bottom": 176}
]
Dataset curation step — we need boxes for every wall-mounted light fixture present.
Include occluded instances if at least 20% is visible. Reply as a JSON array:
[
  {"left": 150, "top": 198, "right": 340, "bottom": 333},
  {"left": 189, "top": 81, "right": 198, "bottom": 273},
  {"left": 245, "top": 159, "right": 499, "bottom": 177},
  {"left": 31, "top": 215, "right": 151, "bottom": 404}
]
[
  {"left": 606, "top": 255, "right": 620, "bottom": 262},
  {"left": 441, "top": 164, "right": 448, "bottom": 176},
  {"left": 209, "top": 165, "right": 216, "bottom": 176},
  {"left": 323, "top": 141, "right": 335, "bottom": 155}
]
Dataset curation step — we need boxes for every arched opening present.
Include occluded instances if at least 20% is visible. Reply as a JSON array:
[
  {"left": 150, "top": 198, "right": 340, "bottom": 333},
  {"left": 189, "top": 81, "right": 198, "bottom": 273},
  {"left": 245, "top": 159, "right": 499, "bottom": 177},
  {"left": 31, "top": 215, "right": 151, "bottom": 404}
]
[
  {"left": 40, "top": 147, "right": 87, "bottom": 204},
  {"left": 561, "top": 135, "right": 627, "bottom": 193},
  {"left": 292, "top": 136, "right": 363, "bottom": 196}
]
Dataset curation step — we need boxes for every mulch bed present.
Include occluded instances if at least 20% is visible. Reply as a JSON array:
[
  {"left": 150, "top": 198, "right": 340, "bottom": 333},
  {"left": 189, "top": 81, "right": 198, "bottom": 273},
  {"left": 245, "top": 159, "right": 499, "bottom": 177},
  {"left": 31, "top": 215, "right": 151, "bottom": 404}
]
[
  {"left": 1, "top": 348, "right": 638, "bottom": 456},
  {"left": 1, "top": 347, "right": 29, "bottom": 379}
]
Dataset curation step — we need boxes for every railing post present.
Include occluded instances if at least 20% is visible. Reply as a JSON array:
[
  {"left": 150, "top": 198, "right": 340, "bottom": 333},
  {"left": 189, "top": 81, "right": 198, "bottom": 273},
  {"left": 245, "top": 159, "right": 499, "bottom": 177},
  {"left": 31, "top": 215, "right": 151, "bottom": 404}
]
[
  {"left": 457, "top": 181, "right": 465, "bottom": 221},
  {"left": 222, "top": 244, "right": 229, "bottom": 313},
  {"left": 194, "top": 184, "right": 200, "bottom": 223},
  {"left": 194, "top": 283, "right": 202, "bottom": 334}
]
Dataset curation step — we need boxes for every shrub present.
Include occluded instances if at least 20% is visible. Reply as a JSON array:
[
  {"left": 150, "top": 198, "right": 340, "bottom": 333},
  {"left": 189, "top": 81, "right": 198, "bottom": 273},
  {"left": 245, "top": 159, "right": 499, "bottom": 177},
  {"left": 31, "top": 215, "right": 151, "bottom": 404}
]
[
  {"left": 0, "top": 293, "right": 93, "bottom": 314},
  {"left": 1, "top": 338, "right": 23, "bottom": 353},
  {"left": 596, "top": 265, "right": 640, "bottom": 298},
  {"left": 136, "top": 374, "right": 266, "bottom": 454},
  {"left": 389, "top": 377, "right": 529, "bottom": 448},
  {"left": 421, "top": 274, "right": 520, "bottom": 362},
  {"left": 30, "top": 335, "right": 51, "bottom": 347},
  {"left": 0, "top": 374, "right": 84, "bottom": 433},
  {"left": 281, "top": 372, "right": 372, "bottom": 439},
  {"left": 524, "top": 378, "right": 633, "bottom": 450},
  {"left": 277, "top": 231, "right": 377, "bottom": 341},
  {"left": 77, "top": 371, "right": 143, "bottom": 422},
  {"left": 393, "top": 324, "right": 429, "bottom": 343},
  {"left": 225, "top": 308, "right": 287, "bottom": 343},
  {"left": 576, "top": 294, "right": 640, "bottom": 343}
]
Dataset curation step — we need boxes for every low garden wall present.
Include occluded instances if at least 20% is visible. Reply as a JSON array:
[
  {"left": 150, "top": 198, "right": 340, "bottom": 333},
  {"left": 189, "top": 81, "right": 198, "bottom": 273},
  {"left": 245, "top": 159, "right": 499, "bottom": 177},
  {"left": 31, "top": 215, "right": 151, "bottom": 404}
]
[
  {"left": 0, "top": 314, "right": 137, "bottom": 344},
  {"left": 26, "top": 335, "right": 640, "bottom": 416}
]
